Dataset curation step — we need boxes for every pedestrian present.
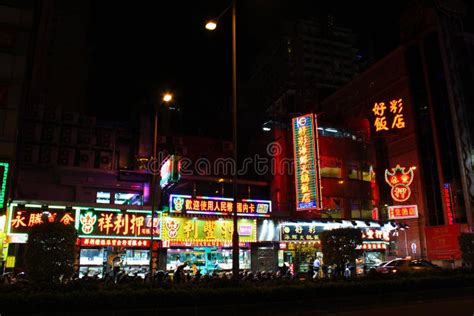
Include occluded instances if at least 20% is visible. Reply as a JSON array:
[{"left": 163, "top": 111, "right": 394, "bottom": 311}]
[
  {"left": 173, "top": 262, "right": 188, "bottom": 284},
  {"left": 313, "top": 257, "right": 321, "bottom": 279},
  {"left": 307, "top": 257, "right": 314, "bottom": 280},
  {"left": 174, "top": 255, "right": 181, "bottom": 270}
]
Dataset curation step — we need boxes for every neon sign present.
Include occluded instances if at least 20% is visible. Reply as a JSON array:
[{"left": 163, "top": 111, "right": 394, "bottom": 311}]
[
  {"left": 77, "top": 208, "right": 161, "bottom": 239},
  {"left": 387, "top": 205, "right": 418, "bottom": 220},
  {"left": 8, "top": 206, "right": 75, "bottom": 235},
  {"left": 443, "top": 184, "right": 455, "bottom": 225},
  {"left": 169, "top": 194, "right": 271, "bottom": 217},
  {"left": 292, "top": 114, "right": 321, "bottom": 211},
  {"left": 160, "top": 155, "right": 181, "bottom": 189},
  {"left": 372, "top": 98, "right": 406, "bottom": 132},
  {"left": 0, "top": 162, "right": 9, "bottom": 211},
  {"left": 80, "top": 238, "right": 149, "bottom": 248},
  {"left": 385, "top": 165, "right": 414, "bottom": 202},
  {"left": 161, "top": 217, "right": 256, "bottom": 245}
]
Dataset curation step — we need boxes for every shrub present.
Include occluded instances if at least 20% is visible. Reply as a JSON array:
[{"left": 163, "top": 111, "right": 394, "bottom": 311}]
[{"left": 320, "top": 228, "right": 362, "bottom": 268}]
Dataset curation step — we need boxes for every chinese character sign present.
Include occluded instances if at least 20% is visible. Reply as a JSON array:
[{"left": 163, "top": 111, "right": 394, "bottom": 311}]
[
  {"left": 161, "top": 217, "right": 256, "bottom": 244},
  {"left": 169, "top": 195, "right": 271, "bottom": 217},
  {"left": 385, "top": 164, "right": 415, "bottom": 202},
  {"left": 443, "top": 184, "right": 455, "bottom": 225},
  {"left": 0, "top": 162, "right": 9, "bottom": 211},
  {"left": 77, "top": 209, "right": 161, "bottom": 238},
  {"left": 80, "top": 238, "right": 149, "bottom": 248},
  {"left": 387, "top": 205, "right": 419, "bottom": 220},
  {"left": 8, "top": 207, "right": 75, "bottom": 234},
  {"left": 280, "top": 223, "right": 323, "bottom": 241},
  {"left": 372, "top": 98, "right": 406, "bottom": 132},
  {"left": 292, "top": 114, "right": 321, "bottom": 211}
]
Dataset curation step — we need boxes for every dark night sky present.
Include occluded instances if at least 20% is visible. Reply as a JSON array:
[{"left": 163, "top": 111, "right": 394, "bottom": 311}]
[{"left": 87, "top": 0, "right": 445, "bottom": 138}]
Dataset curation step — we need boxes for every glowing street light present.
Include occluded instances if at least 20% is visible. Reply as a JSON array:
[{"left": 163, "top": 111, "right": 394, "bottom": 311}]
[
  {"left": 205, "top": 20, "right": 217, "bottom": 31},
  {"left": 163, "top": 93, "right": 173, "bottom": 103}
]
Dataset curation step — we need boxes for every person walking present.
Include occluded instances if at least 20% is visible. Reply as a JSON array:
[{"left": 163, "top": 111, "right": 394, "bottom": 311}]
[
  {"left": 313, "top": 257, "right": 321, "bottom": 279},
  {"left": 307, "top": 257, "right": 314, "bottom": 281}
]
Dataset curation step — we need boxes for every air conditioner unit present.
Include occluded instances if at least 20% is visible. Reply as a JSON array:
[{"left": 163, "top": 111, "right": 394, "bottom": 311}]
[
  {"left": 77, "top": 129, "right": 95, "bottom": 145},
  {"left": 42, "top": 107, "right": 59, "bottom": 121},
  {"left": 78, "top": 116, "right": 96, "bottom": 127},
  {"left": 60, "top": 126, "right": 76, "bottom": 144},
  {"left": 41, "top": 125, "right": 58, "bottom": 143},
  {"left": 61, "top": 111, "right": 79, "bottom": 124},
  {"left": 78, "top": 150, "right": 93, "bottom": 168},
  {"left": 58, "top": 147, "right": 74, "bottom": 166},
  {"left": 98, "top": 151, "right": 113, "bottom": 170},
  {"left": 23, "top": 123, "right": 40, "bottom": 142},
  {"left": 38, "top": 145, "right": 58, "bottom": 165},
  {"left": 97, "top": 129, "right": 113, "bottom": 148},
  {"left": 22, "top": 144, "right": 39, "bottom": 163},
  {"left": 26, "top": 104, "right": 43, "bottom": 120}
]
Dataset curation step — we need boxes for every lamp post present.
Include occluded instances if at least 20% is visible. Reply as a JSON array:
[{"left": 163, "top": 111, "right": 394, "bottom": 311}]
[
  {"left": 205, "top": 0, "right": 239, "bottom": 280},
  {"left": 149, "top": 92, "right": 173, "bottom": 278}
]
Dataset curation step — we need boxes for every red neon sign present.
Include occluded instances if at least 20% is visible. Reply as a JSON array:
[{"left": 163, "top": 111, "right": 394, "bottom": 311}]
[
  {"left": 443, "top": 184, "right": 455, "bottom": 225},
  {"left": 385, "top": 165, "right": 414, "bottom": 202},
  {"left": 388, "top": 205, "right": 418, "bottom": 220}
]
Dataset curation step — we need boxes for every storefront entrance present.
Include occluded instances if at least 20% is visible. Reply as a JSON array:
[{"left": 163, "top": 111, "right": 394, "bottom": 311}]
[{"left": 165, "top": 247, "right": 250, "bottom": 274}]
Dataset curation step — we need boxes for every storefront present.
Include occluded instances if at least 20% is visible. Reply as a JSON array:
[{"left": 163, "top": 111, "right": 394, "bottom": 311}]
[
  {"left": 160, "top": 216, "right": 256, "bottom": 274},
  {"left": 276, "top": 220, "right": 398, "bottom": 275},
  {"left": 5, "top": 202, "right": 160, "bottom": 278}
]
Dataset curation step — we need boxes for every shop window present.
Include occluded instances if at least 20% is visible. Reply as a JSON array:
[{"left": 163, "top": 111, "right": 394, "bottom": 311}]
[
  {"left": 361, "top": 163, "right": 372, "bottom": 182},
  {"left": 79, "top": 248, "right": 104, "bottom": 266},
  {"left": 348, "top": 162, "right": 360, "bottom": 180}
]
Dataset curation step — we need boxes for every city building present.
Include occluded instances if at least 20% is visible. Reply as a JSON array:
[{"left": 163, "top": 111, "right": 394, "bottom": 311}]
[{"left": 321, "top": 0, "right": 474, "bottom": 266}]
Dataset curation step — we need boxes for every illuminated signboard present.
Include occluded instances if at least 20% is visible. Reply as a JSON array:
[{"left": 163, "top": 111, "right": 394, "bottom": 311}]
[
  {"left": 388, "top": 205, "right": 419, "bottom": 220},
  {"left": 361, "top": 228, "right": 390, "bottom": 242},
  {"left": 280, "top": 223, "right": 324, "bottom": 241},
  {"left": 443, "top": 184, "right": 455, "bottom": 225},
  {"left": 372, "top": 98, "right": 406, "bottom": 132},
  {"left": 7, "top": 205, "right": 75, "bottom": 235},
  {"left": 161, "top": 217, "right": 256, "bottom": 246},
  {"left": 80, "top": 238, "right": 150, "bottom": 248},
  {"left": 385, "top": 165, "right": 415, "bottom": 202},
  {"left": 77, "top": 208, "right": 160, "bottom": 239},
  {"left": 160, "top": 155, "right": 181, "bottom": 189},
  {"left": 0, "top": 162, "right": 9, "bottom": 210},
  {"left": 292, "top": 114, "right": 322, "bottom": 211},
  {"left": 169, "top": 194, "right": 271, "bottom": 217}
]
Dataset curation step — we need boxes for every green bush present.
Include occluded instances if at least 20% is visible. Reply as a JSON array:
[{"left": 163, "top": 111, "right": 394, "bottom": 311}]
[
  {"left": 320, "top": 227, "right": 362, "bottom": 267},
  {"left": 24, "top": 220, "right": 77, "bottom": 286}
]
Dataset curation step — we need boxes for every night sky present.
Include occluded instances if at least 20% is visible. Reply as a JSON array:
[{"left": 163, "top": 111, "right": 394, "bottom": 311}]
[{"left": 87, "top": 0, "right": 464, "bottom": 138}]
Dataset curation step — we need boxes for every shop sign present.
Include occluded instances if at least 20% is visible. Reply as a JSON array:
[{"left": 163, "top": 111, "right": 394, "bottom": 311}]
[
  {"left": 160, "top": 155, "right": 181, "bottom": 188},
  {"left": 443, "top": 184, "right": 455, "bottom": 225},
  {"left": 425, "top": 224, "right": 468, "bottom": 260},
  {"left": 77, "top": 208, "right": 161, "bottom": 239},
  {"left": 280, "top": 223, "right": 324, "bottom": 241},
  {"left": 361, "top": 229, "right": 390, "bottom": 242},
  {"left": 80, "top": 238, "right": 149, "bottom": 248},
  {"left": 372, "top": 98, "right": 406, "bottom": 132},
  {"left": 161, "top": 217, "right": 256, "bottom": 244},
  {"left": 8, "top": 206, "right": 75, "bottom": 235},
  {"left": 0, "top": 162, "right": 9, "bottom": 211},
  {"left": 356, "top": 242, "right": 387, "bottom": 250},
  {"left": 169, "top": 194, "right": 271, "bottom": 217},
  {"left": 292, "top": 114, "right": 322, "bottom": 211},
  {"left": 387, "top": 205, "right": 418, "bottom": 220},
  {"left": 385, "top": 164, "right": 415, "bottom": 202}
]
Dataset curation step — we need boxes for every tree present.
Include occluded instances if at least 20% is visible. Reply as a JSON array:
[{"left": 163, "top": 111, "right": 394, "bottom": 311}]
[
  {"left": 459, "top": 233, "right": 474, "bottom": 268},
  {"left": 24, "top": 219, "right": 77, "bottom": 285},
  {"left": 319, "top": 228, "right": 362, "bottom": 273}
]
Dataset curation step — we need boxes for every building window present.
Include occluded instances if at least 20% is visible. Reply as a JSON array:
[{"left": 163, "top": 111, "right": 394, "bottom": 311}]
[{"left": 347, "top": 162, "right": 360, "bottom": 180}]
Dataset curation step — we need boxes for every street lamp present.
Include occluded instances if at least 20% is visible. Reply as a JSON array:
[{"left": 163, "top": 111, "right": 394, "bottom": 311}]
[
  {"left": 149, "top": 92, "right": 173, "bottom": 278},
  {"left": 205, "top": 0, "right": 239, "bottom": 281}
]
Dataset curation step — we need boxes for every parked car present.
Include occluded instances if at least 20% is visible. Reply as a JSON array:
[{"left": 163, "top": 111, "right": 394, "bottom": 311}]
[{"left": 376, "top": 259, "right": 441, "bottom": 274}]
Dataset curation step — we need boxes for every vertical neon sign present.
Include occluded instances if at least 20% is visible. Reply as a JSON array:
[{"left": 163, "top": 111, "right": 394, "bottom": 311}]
[
  {"left": 443, "top": 183, "right": 455, "bottom": 225},
  {"left": 0, "top": 162, "right": 9, "bottom": 211},
  {"left": 292, "top": 114, "right": 321, "bottom": 211}
]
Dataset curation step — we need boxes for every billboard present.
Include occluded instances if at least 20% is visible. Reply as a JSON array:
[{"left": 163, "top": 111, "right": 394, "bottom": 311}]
[
  {"left": 292, "top": 114, "right": 321, "bottom": 211},
  {"left": 425, "top": 224, "right": 468, "bottom": 260},
  {"left": 0, "top": 162, "right": 9, "bottom": 211},
  {"left": 169, "top": 194, "right": 271, "bottom": 217},
  {"left": 388, "top": 205, "right": 419, "bottom": 220}
]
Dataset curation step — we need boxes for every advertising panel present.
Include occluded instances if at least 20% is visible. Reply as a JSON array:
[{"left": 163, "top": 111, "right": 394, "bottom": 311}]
[
  {"left": 169, "top": 194, "right": 271, "bottom": 217},
  {"left": 425, "top": 224, "right": 468, "bottom": 260},
  {"left": 161, "top": 217, "right": 256, "bottom": 246},
  {"left": 0, "top": 162, "right": 9, "bottom": 211},
  {"left": 387, "top": 205, "right": 419, "bottom": 220},
  {"left": 292, "top": 114, "right": 321, "bottom": 211}
]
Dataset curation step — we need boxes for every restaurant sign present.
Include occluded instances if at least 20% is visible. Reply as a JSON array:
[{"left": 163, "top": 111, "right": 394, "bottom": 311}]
[
  {"left": 387, "top": 205, "right": 418, "bottom": 220},
  {"left": 385, "top": 164, "right": 415, "bottom": 202},
  {"left": 77, "top": 208, "right": 160, "bottom": 239},
  {"left": 292, "top": 114, "right": 322, "bottom": 211},
  {"left": 8, "top": 204, "right": 75, "bottom": 235},
  {"left": 280, "top": 223, "right": 324, "bottom": 241},
  {"left": 169, "top": 194, "right": 271, "bottom": 217},
  {"left": 161, "top": 217, "right": 256, "bottom": 245},
  {"left": 80, "top": 238, "right": 150, "bottom": 248}
]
